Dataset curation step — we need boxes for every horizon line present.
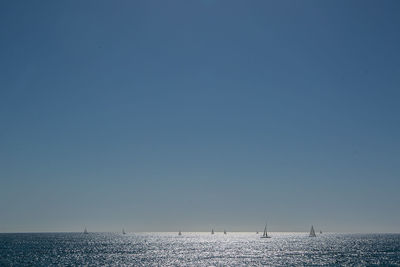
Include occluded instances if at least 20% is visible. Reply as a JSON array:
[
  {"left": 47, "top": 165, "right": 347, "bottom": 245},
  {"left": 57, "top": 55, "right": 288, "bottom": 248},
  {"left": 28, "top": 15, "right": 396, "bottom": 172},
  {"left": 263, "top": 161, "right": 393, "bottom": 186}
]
[{"left": 1, "top": 231, "right": 399, "bottom": 234}]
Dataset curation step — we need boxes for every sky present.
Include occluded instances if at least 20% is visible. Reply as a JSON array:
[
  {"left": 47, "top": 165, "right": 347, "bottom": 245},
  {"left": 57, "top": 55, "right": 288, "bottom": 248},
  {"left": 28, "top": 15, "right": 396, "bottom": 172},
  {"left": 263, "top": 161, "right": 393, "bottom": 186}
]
[{"left": 0, "top": 0, "right": 399, "bottom": 233}]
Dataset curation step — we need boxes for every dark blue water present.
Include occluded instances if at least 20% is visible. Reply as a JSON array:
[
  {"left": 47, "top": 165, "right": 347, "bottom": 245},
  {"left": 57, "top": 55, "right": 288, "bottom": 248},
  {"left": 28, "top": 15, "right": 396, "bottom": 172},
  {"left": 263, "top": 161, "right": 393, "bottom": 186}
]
[{"left": 1, "top": 232, "right": 399, "bottom": 266}]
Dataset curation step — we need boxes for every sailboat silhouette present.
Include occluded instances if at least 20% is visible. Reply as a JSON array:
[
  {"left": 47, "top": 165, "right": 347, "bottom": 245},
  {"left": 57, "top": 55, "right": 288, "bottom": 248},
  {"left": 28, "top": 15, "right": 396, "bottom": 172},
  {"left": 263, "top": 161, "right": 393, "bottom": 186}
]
[
  {"left": 260, "top": 223, "right": 271, "bottom": 238},
  {"left": 309, "top": 225, "right": 316, "bottom": 237}
]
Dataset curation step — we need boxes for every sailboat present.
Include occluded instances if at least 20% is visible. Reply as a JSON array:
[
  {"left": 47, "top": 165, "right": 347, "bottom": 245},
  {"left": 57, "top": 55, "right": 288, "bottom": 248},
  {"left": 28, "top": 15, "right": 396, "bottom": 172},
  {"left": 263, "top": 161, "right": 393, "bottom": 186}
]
[
  {"left": 260, "top": 223, "right": 271, "bottom": 238},
  {"left": 320, "top": 230, "right": 322, "bottom": 234},
  {"left": 83, "top": 227, "right": 88, "bottom": 234},
  {"left": 122, "top": 228, "right": 126, "bottom": 235},
  {"left": 178, "top": 230, "right": 182, "bottom": 236},
  {"left": 224, "top": 230, "right": 227, "bottom": 235},
  {"left": 309, "top": 225, "right": 316, "bottom": 237},
  {"left": 211, "top": 229, "right": 214, "bottom": 234}
]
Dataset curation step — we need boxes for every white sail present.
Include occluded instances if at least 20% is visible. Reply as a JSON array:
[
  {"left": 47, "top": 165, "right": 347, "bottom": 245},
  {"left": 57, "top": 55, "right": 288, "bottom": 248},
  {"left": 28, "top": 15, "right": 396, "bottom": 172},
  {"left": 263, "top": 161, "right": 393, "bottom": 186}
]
[{"left": 309, "top": 225, "right": 316, "bottom": 237}]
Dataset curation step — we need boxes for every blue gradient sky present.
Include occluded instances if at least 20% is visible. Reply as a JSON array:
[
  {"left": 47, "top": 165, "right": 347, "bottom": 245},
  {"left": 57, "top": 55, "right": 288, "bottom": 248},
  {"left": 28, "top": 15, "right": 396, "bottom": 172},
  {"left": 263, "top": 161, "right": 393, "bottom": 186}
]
[{"left": 1, "top": 0, "right": 399, "bottom": 233}]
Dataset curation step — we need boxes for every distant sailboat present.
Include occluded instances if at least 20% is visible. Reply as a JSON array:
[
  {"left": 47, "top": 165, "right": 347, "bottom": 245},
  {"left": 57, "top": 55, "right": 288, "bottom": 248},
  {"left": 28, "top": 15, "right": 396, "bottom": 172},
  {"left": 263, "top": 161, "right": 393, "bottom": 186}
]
[
  {"left": 122, "top": 228, "right": 126, "bottom": 235},
  {"left": 260, "top": 223, "right": 271, "bottom": 238},
  {"left": 309, "top": 225, "right": 316, "bottom": 237},
  {"left": 83, "top": 227, "right": 88, "bottom": 234},
  {"left": 211, "top": 229, "right": 214, "bottom": 235},
  {"left": 178, "top": 230, "right": 182, "bottom": 236},
  {"left": 224, "top": 230, "right": 227, "bottom": 235},
  {"left": 320, "top": 230, "right": 322, "bottom": 234}
]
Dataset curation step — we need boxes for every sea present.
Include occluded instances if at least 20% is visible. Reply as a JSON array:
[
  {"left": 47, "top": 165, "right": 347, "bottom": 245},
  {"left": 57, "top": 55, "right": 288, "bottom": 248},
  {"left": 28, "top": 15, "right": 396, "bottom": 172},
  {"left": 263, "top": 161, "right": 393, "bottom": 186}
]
[{"left": 1, "top": 232, "right": 399, "bottom": 266}]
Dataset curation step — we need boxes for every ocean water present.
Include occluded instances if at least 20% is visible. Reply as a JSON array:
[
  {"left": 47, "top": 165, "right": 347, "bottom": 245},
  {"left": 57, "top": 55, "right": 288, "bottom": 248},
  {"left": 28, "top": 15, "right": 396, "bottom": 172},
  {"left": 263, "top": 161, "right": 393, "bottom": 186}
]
[{"left": 1, "top": 232, "right": 399, "bottom": 266}]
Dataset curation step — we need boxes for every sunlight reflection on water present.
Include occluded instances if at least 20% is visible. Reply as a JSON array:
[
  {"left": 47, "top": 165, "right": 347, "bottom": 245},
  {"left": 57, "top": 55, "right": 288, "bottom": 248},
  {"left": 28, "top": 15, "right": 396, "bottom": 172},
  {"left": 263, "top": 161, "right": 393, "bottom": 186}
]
[{"left": 1, "top": 232, "right": 400, "bottom": 266}]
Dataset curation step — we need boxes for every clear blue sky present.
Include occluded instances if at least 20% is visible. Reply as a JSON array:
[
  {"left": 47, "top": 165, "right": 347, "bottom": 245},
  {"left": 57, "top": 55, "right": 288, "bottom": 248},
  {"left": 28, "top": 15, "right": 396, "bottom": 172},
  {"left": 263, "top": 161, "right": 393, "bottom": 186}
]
[{"left": 1, "top": 0, "right": 399, "bottom": 233}]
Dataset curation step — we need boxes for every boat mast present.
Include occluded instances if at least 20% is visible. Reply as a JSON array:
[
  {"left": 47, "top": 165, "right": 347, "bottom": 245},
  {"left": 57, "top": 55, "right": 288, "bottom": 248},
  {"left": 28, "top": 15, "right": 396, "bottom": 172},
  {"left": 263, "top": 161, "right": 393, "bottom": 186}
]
[{"left": 263, "top": 223, "right": 267, "bottom": 237}]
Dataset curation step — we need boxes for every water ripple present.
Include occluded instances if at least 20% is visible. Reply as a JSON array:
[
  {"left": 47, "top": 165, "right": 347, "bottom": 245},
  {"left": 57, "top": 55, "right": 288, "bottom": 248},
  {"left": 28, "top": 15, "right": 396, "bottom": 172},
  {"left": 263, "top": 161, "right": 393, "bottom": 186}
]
[{"left": 1, "top": 232, "right": 400, "bottom": 266}]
